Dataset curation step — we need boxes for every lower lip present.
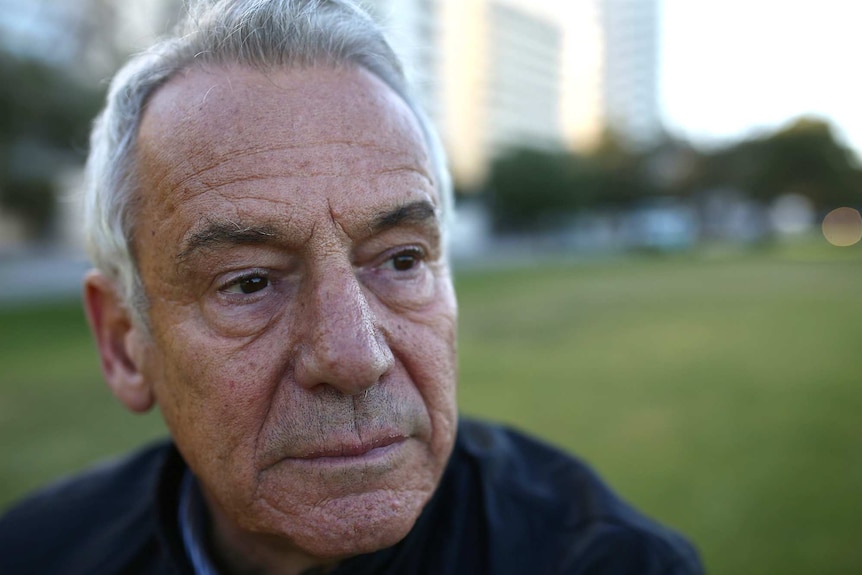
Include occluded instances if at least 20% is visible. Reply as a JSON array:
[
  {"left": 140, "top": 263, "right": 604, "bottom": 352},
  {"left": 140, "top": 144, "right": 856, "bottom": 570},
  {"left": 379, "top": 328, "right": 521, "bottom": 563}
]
[{"left": 290, "top": 438, "right": 408, "bottom": 468}]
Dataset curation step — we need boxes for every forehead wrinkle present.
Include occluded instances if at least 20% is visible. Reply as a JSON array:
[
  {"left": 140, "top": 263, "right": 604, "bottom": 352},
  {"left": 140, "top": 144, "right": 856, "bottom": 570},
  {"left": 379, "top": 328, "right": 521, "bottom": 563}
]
[
  {"left": 190, "top": 164, "right": 432, "bottom": 192},
  {"left": 138, "top": 72, "right": 435, "bottom": 212},
  {"left": 152, "top": 143, "right": 431, "bottom": 202}
]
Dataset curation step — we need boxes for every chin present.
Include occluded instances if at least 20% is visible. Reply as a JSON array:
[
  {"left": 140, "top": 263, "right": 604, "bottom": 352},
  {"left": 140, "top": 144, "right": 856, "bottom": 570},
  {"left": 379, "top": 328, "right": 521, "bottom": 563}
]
[{"left": 283, "top": 488, "right": 430, "bottom": 559}]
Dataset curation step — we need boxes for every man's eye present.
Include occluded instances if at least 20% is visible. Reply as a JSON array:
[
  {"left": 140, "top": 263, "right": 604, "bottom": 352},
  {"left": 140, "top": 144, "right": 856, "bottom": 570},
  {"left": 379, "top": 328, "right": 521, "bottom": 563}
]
[
  {"left": 224, "top": 275, "right": 269, "bottom": 294},
  {"left": 386, "top": 249, "right": 424, "bottom": 272}
]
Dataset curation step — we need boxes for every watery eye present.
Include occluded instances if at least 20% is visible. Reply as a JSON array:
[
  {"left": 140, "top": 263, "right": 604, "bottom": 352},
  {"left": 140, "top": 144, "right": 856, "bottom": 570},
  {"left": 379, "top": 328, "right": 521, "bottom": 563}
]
[
  {"left": 226, "top": 275, "right": 269, "bottom": 295},
  {"left": 387, "top": 248, "right": 424, "bottom": 272},
  {"left": 391, "top": 253, "right": 417, "bottom": 271}
]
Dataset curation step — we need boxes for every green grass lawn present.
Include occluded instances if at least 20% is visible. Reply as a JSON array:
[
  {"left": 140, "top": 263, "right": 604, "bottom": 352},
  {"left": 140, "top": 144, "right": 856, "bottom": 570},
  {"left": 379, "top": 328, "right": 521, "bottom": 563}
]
[{"left": 2, "top": 239, "right": 861, "bottom": 574}]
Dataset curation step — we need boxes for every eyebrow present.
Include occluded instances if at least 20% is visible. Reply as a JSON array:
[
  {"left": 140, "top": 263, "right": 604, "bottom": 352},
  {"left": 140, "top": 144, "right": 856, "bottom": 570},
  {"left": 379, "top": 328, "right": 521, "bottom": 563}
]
[
  {"left": 175, "top": 200, "right": 439, "bottom": 263},
  {"left": 371, "top": 200, "right": 439, "bottom": 233},
  {"left": 177, "top": 220, "right": 280, "bottom": 262}
]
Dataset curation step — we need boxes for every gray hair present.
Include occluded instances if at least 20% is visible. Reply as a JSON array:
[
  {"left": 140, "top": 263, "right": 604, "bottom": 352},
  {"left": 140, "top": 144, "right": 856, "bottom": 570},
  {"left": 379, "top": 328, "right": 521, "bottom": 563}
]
[{"left": 84, "top": 0, "right": 452, "bottom": 325}]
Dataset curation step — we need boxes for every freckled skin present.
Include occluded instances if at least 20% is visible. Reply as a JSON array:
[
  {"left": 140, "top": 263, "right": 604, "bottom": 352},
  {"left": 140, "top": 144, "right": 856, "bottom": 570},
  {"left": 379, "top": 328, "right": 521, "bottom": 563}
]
[{"left": 131, "top": 65, "right": 458, "bottom": 573}]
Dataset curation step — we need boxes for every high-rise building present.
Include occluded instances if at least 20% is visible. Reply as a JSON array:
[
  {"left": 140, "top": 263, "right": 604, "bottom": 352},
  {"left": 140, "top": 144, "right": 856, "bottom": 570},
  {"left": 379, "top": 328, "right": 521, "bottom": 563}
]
[
  {"left": 369, "top": 0, "right": 566, "bottom": 188},
  {"left": 597, "top": 0, "right": 662, "bottom": 146},
  {"left": 484, "top": 2, "right": 564, "bottom": 159}
]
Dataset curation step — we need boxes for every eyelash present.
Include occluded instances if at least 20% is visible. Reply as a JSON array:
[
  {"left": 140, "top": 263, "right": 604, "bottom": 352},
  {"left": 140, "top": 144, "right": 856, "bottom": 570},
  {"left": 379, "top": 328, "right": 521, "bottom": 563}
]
[
  {"left": 215, "top": 246, "right": 426, "bottom": 299},
  {"left": 219, "top": 269, "right": 272, "bottom": 296}
]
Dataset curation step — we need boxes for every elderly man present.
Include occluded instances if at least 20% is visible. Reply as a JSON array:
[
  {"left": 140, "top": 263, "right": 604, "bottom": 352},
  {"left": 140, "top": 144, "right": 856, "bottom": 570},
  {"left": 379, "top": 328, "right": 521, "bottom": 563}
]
[{"left": 0, "top": 1, "right": 701, "bottom": 574}]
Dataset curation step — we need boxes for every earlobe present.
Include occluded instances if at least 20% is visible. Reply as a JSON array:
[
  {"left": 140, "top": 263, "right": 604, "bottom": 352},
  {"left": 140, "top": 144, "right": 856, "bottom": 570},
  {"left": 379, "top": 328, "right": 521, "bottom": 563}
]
[{"left": 83, "top": 270, "right": 155, "bottom": 413}]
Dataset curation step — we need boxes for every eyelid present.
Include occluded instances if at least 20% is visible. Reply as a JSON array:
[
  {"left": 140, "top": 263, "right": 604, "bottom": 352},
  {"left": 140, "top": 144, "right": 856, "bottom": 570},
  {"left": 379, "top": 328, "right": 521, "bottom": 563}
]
[
  {"left": 395, "top": 245, "right": 425, "bottom": 257},
  {"left": 382, "top": 245, "right": 425, "bottom": 264},
  {"left": 217, "top": 268, "right": 271, "bottom": 293}
]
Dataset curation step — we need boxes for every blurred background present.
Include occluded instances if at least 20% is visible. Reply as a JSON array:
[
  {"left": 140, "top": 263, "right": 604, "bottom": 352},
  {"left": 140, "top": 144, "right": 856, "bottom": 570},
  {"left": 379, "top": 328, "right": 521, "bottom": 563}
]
[{"left": 1, "top": 0, "right": 860, "bottom": 573}]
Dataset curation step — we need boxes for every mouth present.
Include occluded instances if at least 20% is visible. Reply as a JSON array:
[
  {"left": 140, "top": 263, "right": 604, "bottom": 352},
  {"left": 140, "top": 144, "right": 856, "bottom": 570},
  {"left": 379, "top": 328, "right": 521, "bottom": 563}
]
[{"left": 292, "top": 434, "right": 408, "bottom": 462}]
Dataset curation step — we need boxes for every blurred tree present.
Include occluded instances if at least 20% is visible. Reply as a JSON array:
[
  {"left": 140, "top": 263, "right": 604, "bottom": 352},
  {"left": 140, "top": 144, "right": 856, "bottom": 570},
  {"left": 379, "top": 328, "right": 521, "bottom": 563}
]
[
  {"left": 487, "top": 133, "right": 666, "bottom": 233},
  {"left": 591, "top": 130, "right": 658, "bottom": 206},
  {"left": 0, "top": 0, "right": 182, "bottom": 241},
  {"left": 696, "top": 118, "right": 862, "bottom": 211},
  {"left": 487, "top": 148, "right": 600, "bottom": 232},
  {"left": 0, "top": 51, "right": 101, "bottom": 237},
  {"left": 754, "top": 118, "right": 861, "bottom": 209},
  {"left": 640, "top": 137, "right": 705, "bottom": 199}
]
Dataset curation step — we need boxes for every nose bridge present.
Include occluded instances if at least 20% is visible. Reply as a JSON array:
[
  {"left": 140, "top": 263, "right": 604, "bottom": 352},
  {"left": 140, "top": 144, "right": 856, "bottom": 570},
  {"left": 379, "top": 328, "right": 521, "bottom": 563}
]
[{"left": 295, "top": 259, "right": 394, "bottom": 394}]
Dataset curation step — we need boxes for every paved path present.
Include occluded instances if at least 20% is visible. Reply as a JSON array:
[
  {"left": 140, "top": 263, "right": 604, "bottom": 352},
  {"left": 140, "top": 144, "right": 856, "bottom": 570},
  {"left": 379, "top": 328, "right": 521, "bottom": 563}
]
[{"left": 0, "top": 250, "right": 90, "bottom": 307}]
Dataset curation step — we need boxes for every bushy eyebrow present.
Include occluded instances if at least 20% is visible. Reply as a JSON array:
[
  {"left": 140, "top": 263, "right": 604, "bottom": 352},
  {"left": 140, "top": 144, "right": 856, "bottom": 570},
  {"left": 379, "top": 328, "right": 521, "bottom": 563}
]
[
  {"left": 371, "top": 200, "right": 439, "bottom": 233},
  {"left": 177, "top": 220, "right": 280, "bottom": 262},
  {"left": 175, "top": 200, "right": 439, "bottom": 263}
]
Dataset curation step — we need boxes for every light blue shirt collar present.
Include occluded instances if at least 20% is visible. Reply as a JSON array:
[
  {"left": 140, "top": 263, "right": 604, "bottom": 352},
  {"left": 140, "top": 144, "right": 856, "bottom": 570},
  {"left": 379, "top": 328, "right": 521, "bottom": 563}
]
[{"left": 178, "top": 469, "right": 222, "bottom": 575}]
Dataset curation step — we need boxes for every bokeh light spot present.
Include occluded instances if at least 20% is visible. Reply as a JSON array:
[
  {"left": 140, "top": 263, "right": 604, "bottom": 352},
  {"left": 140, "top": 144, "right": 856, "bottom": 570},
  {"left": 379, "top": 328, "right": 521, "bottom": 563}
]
[{"left": 822, "top": 207, "right": 862, "bottom": 247}]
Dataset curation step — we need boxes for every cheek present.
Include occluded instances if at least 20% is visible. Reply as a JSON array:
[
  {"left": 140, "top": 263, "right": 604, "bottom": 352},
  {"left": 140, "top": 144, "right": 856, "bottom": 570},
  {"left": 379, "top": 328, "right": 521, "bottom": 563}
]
[
  {"left": 389, "top": 297, "right": 458, "bottom": 450},
  {"left": 147, "top": 321, "right": 284, "bottom": 465}
]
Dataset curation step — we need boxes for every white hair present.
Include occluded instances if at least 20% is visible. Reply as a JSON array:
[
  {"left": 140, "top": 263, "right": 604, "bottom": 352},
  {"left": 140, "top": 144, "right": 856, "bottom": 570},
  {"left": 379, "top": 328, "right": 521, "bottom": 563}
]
[{"left": 84, "top": 0, "right": 452, "bottom": 325}]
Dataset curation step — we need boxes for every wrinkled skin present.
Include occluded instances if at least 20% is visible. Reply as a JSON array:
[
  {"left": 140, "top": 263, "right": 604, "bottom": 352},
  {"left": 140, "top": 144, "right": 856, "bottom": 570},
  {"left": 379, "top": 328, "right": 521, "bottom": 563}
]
[{"left": 85, "top": 64, "right": 458, "bottom": 574}]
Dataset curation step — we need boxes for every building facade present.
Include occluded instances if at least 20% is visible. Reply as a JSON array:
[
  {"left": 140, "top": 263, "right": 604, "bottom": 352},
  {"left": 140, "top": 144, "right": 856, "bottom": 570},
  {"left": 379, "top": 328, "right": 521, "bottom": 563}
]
[
  {"left": 367, "top": 0, "right": 566, "bottom": 189},
  {"left": 484, "top": 2, "right": 564, "bottom": 158},
  {"left": 598, "top": 0, "right": 662, "bottom": 147}
]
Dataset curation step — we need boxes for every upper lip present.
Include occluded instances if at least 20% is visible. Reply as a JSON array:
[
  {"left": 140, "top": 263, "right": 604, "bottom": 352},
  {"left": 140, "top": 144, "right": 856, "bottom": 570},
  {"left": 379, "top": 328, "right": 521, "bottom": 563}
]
[{"left": 292, "top": 434, "right": 406, "bottom": 459}]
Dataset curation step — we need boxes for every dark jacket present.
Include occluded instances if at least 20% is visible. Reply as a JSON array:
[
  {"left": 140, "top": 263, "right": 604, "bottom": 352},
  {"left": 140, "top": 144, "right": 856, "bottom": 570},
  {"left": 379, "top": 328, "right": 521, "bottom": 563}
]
[{"left": 0, "top": 419, "right": 703, "bottom": 574}]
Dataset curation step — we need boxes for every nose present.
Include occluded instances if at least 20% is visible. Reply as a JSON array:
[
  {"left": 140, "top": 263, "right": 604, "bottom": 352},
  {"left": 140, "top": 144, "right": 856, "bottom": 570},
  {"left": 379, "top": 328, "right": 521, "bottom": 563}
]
[{"left": 293, "top": 264, "right": 394, "bottom": 395}]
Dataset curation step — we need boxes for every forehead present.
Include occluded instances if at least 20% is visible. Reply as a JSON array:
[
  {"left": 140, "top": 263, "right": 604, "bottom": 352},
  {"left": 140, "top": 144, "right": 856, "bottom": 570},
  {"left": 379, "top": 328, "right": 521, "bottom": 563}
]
[{"left": 135, "top": 64, "right": 436, "bottom": 225}]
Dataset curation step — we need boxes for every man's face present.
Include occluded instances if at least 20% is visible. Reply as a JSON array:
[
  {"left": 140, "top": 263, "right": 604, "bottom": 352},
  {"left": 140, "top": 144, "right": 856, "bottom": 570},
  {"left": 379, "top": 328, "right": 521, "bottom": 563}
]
[{"left": 131, "top": 64, "right": 457, "bottom": 558}]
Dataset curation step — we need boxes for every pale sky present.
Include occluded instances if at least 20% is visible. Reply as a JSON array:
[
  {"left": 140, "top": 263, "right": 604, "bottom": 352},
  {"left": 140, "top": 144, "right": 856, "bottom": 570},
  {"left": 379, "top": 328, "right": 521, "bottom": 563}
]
[
  {"left": 7, "top": 0, "right": 860, "bottom": 159},
  {"left": 661, "top": 0, "right": 862, "bottom": 158}
]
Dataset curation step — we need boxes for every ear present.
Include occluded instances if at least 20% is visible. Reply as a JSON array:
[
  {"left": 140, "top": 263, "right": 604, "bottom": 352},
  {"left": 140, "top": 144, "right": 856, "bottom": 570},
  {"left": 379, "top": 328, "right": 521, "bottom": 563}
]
[{"left": 83, "top": 270, "right": 154, "bottom": 413}]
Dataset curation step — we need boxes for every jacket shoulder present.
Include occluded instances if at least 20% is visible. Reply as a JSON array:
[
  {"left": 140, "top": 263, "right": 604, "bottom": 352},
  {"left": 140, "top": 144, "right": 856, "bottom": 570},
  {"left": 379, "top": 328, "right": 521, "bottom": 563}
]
[
  {"left": 0, "top": 441, "right": 179, "bottom": 575},
  {"left": 456, "top": 419, "right": 703, "bottom": 574},
  {"left": 557, "top": 522, "right": 704, "bottom": 574}
]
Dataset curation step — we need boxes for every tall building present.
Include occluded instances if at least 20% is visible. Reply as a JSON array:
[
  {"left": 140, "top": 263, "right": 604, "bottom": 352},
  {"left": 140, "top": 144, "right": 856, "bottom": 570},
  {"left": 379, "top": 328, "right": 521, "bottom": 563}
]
[
  {"left": 371, "top": 0, "right": 565, "bottom": 188},
  {"left": 484, "top": 2, "right": 564, "bottom": 159},
  {"left": 597, "top": 0, "right": 662, "bottom": 147}
]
